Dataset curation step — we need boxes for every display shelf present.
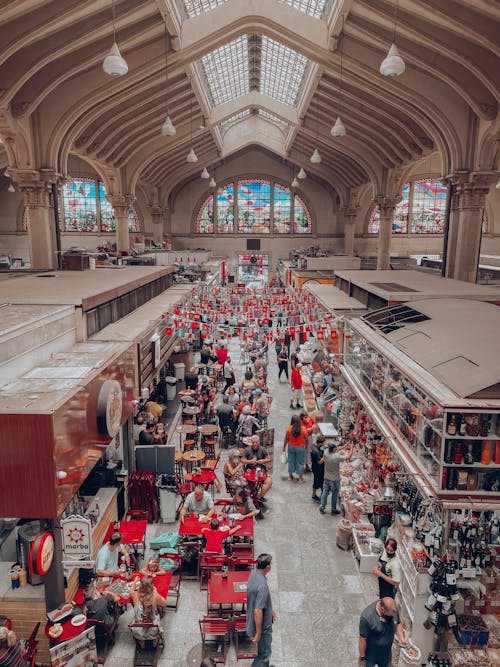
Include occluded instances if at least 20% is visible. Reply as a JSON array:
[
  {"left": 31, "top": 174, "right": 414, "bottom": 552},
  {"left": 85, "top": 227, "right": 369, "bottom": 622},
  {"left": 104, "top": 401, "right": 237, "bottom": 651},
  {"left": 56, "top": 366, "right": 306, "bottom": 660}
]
[{"left": 444, "top": 463, "right": 500, "bottom": 469}]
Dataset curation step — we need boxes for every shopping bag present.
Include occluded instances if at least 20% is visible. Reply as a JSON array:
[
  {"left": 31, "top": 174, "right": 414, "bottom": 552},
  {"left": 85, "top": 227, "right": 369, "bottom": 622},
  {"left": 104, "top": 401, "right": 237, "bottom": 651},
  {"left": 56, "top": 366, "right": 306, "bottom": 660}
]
[{"left": 280, "top": 450, "right": 288, "bottom": 465}]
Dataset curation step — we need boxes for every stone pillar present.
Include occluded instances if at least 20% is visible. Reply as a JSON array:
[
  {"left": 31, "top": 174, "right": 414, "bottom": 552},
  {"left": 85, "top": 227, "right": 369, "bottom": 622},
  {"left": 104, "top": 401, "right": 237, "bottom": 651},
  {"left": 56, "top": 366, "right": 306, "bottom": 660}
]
[
  {"left": 452, "top": 175, "right": 495, "bottom": 282},
  {"left": 14, "top": 170, "right": 60, "bottom": 270},
  {"left": 342, "top": 206, "right": 358, "bottom": 256},
  {"left": 150, "top": 206, "right": 164, "bottom": 244},
  {"left": 375, "top": 196, "right": 400, "bottom": 270},
  {"left": 106, "top": 194, "right": 134, "bottom": 253}
]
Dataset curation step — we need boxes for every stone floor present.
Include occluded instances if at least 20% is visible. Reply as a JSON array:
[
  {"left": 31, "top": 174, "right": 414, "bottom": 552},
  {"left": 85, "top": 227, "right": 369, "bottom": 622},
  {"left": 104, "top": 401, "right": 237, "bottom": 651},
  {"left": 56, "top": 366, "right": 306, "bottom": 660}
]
[{"left": 105, "top": 337, "right": 379, "bottom": 667}]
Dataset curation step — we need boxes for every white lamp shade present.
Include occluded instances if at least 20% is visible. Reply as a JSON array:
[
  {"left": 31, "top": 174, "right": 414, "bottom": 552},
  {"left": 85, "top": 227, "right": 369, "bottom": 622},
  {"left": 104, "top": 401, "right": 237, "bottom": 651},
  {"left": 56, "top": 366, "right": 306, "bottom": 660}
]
[
  {"left": 186, "top": 148, "right": 198, "bottom": 163},
  {"left": 103, "top": 42, "right": 128, "bottom": 77},
  {"left": 7, "top": 183, "right": 15, "bottom": 193},
  {"left": 331, "top": 116, "right": 346, "bottom": 137},
  {"left": 310, "top": 148, "right": 322, "bottom": 164},
  {"left": 380, "top": 43, "right": 405, "bottom": 77},
  {"left": 161, "top": 115, "right": 176, "bottom": 136},
  {"left": 298, "top": 168, "right": 307, "bottom": 179},
  {"left": 200, "top": 167, "right": 209, "bottom": 179},
  {"left": 209, "top": 177, "right": 217, "bottom": 188},
  {"left": 291, "top": 178, "right": 299, "bottom": 188},
  {"left": 496, "top": 177, "right": 500, "bottom": 190}
]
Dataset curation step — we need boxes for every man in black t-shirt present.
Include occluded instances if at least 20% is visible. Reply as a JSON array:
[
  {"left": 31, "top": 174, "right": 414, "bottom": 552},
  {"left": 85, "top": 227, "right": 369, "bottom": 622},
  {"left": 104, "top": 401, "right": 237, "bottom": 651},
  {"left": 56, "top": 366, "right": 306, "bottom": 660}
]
[
  {"left": 138, "top": 422, "right": 155, "bottom": 445},
  {"left": 358, "top": 597, "right": 407, "bottom": 667},
  {"left": 185, "top": 367, "right": 199, "bottom": 390}
]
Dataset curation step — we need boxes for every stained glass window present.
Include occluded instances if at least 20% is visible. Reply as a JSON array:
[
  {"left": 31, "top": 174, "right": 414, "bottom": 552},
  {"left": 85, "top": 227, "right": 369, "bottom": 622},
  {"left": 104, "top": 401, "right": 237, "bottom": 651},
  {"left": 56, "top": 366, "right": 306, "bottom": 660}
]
[
  {"left": 63, "top": 178, "right": 99, "bottom": 232},
  {"left": 99, "top": 183, "right": 115, "bottom": 232},
  {"left": 368, "top": 206, "right": 380, "bottom": 234},
  {"left": 196, "top": 194, "right": 214, "bottom": 233},
  {"left": 237, "top": 180, "right": 271, "bottom": 234},
  {"left": 128, "top": 207, "right": 141, "bottom": 233},
  {"left": 411, "top": 179, "right": 447, "bottom": 233},
  {"left": 394, "top": 182, "right": 409, "bottom": 233},
  {"left": 217, "top": 183, "right": 235, "bottom": 233},
  {"left": 294, "top": 194, "right": 311, "bottom": 233},
  {"left": 274, "top": 184, "right": 291, "bottom": 233},
  {"left": 482, "top": 208, "right": 488, "bottom": 233}
]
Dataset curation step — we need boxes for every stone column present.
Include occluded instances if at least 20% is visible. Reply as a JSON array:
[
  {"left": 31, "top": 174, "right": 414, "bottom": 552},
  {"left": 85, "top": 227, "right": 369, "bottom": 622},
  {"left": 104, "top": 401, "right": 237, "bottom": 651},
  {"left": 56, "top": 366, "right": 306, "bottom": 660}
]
[
  {"left": 106, "top": 194, "right": 134, "bottom": 253},
  {"left": 375, "top": 196, "right": 400, "bottom": 270},
  {"left": 452, "top": 175, "right": 495, "bottom": 282},
  {"left": 150, "top": 206, "right": 164, "bottom": 244},
  {"left": 14, "top": 169, "right": 60, "bottom": 270},
  {"left": 342, "top": 205, "right": 358, "bottom": 256}
]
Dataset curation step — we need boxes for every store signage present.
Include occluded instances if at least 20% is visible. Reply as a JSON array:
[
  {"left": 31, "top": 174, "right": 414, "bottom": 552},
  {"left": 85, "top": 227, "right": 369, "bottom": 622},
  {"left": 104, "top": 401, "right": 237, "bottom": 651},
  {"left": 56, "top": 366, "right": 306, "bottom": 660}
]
[
  {"left": 50, "top": 626, "right": 97, "bottom": 667},
  {"left": 29, "top": 531, "right": 55, "bottom": 576},
  {"left": 62, "top": 560, "right": 95, "bottom": 569},
  {"left": 97, "top": 380, "right": 123, "bottom": 437},
  {"left": 61, "top": 515, "right": 92, "bottom": 558}
]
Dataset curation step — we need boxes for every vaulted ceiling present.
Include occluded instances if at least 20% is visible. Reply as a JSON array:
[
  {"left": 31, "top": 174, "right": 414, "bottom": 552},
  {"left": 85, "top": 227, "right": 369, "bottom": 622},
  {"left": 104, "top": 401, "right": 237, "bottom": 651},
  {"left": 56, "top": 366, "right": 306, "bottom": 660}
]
[{"left": 0, "top": 0, "right": 498, "bottom": 202}]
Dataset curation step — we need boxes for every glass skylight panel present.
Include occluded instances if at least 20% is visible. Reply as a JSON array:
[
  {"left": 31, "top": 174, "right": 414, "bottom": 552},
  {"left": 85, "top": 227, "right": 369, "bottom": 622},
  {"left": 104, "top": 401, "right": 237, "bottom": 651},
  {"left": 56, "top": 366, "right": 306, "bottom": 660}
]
[
  {"left": 278, "top": 0, "right": 327, "bottom": 19},
  {"left": 260, "top": 37, "right": 308, "bottom": 106},
  {"left": 259, "top": 110, "right": 289, "bottom": 132},
  {"left": 201, "top": 36, "right": 249, "bottom": 106},
  {"left": 182, "top": 0, "right": 230, "bottom": 19}
]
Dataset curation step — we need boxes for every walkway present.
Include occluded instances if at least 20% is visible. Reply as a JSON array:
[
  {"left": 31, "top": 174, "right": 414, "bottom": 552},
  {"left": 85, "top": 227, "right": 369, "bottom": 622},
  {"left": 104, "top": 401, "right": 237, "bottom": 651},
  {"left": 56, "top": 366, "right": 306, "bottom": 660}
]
[{"left": 106, "top": 335, "right": 378, "bottom": 667}]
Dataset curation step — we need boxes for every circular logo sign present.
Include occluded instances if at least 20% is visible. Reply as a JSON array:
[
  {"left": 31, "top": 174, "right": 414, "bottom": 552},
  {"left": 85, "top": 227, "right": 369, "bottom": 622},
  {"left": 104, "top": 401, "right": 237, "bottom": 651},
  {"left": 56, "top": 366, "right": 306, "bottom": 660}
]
[
  {"left": 29, "top": 532, "right": 55, "bottom": 576},
  {"left": 97, "top": 380, "right": 123, "bottom": 437}
]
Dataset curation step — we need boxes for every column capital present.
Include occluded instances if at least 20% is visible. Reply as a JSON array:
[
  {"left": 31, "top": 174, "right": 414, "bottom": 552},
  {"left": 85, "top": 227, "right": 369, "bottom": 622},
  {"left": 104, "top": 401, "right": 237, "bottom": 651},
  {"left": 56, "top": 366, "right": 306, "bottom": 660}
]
[
  {"left": 342, "top": 205, "right": 359, "bottom": 222},
  {"left": 106, "top": 193, "right": 135, "bottom": 216},
  {"left": 10, "top": 169, "right": 64, "bottom": 206},
  {"left": 451, "top": 172, "right": 497, "bottom": 211},
  {"left": 374, "top": 194, "right": 402, "bottom": 211}
]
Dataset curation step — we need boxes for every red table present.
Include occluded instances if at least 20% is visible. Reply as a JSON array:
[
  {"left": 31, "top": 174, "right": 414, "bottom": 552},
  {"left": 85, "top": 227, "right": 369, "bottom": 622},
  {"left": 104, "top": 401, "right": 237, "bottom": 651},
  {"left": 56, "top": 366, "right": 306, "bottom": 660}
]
[
  {"left": 179, "top": 513, "right": 254, "bottom": 538},
  {"left": 74, "top": 571, "right": 172, "bottom": 606},
  {"left": 45, "top": 616, "right": 87, "bottom": 643},
  {"left": 103, "top": 520, "right": 147, "bottom": 562},
  {"left": 192, "top": 470, "right": 216, "bottom": 490},
  {"left": 207, "top": 571, "right": 250, "bottom": 607}
]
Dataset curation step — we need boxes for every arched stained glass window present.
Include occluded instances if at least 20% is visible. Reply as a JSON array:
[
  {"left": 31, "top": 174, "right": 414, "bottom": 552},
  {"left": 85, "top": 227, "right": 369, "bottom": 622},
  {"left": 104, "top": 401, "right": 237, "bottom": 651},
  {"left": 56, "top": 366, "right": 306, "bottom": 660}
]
[
  {"left": 217, "top": 183, "right": 234, "bottom": 233},
  {"left": 394, "top": 182, "right": 410, "bottom": 233},
  {"left": 274, "top": 184, "right": 291, "bottom": 234},
  {"left": 368, "top": 206, "right": 380, "bottom": 234},
  {"left": 196, "top": 194, "right": 214, "bottom": 233},
  {"left": 411, "top": 179, "right": 446, "bottom": 233},
  {"left": 194, "top": 178, "right": 312, "bottom": 234},
  {"left": 237, "top": 180, "right": 271, "bottom": 233},
  {"left": 62, "top": 178, "right": 141, "bottom": 232},
  {"left": 481, "top": 208, "right": 488, "bottom": 234},
  {"left": 293, "top": 194, "right": 312, "bottom": 233}
]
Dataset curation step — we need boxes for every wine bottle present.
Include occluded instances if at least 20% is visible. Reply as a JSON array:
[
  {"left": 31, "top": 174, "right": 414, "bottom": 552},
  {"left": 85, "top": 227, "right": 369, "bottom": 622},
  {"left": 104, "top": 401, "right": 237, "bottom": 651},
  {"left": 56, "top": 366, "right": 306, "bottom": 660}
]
[{"left": 447, "top": 415, "right": 457, "bottom": 435}]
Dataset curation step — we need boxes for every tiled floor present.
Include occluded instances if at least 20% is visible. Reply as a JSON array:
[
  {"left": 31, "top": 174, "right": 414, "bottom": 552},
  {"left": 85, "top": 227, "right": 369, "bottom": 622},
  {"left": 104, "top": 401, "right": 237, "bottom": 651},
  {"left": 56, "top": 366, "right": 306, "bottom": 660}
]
[{"left": 106, "top": 338, "right": 379, "bottom": 667}]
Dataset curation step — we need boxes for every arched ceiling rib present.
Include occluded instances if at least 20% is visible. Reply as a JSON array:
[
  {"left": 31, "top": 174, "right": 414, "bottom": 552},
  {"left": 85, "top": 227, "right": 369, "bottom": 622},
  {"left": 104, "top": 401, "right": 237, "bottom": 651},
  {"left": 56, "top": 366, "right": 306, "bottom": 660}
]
[{"left": 0, "top": 0, "right": 497, "bottom": 203}]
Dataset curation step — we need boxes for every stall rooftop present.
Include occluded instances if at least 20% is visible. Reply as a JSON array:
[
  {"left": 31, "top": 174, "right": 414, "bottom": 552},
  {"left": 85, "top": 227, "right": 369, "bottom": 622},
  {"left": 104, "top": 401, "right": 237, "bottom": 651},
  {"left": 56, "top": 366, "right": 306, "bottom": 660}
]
[
  {"left": 334, "top": 270, "right": 500, "bottom": 308},
  {"left": 302, "top": 282, "right": 368, "bottom": 315}
]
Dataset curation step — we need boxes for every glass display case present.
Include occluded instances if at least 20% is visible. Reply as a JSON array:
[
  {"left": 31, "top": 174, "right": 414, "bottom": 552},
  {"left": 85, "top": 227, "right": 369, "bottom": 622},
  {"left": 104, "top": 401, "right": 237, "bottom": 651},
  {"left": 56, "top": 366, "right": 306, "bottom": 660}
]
[{"left": 344, "top": 330, "right": 500, "bottom": 497}]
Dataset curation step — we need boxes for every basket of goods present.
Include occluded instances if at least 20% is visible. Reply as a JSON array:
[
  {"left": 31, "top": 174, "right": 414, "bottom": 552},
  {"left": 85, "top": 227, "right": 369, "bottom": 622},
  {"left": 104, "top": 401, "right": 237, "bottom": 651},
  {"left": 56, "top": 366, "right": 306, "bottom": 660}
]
[{"left": 454, "top": 614, "right": 490, "bottom": 646}]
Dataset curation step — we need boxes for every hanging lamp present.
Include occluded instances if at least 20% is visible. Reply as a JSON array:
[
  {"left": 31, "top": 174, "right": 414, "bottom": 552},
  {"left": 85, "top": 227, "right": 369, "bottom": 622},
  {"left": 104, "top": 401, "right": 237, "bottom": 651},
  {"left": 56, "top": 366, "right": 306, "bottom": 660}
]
[
  {"left": 7, "top": 183, "right": 15, "bottom": 193},
  {"left": 187, "top": 148, "right": 198, "bottom": 163},
  {"left": 160, "top": 16, "right": 176, "bottom": 136},
  {"left": 310, "top": 148, "right": 322, "bottom": 164},
  {"left": 201, "top": 167, "right": 209, "bottom": 179},
  {"left": 103, "top": 0, "right": 128, "bottom": 76},
  {"left": 298, "top": 168, "right": 307, "bottom": 179},
  {"left": 380, "top": 2, "right": 405, "bottom": 77},
  {"left": 291, "top": 177, "right": 299, "bottom": 188},
  {"left": 331, "top": 16, "right": 347, "bottom": 137},
  {"left": 209, "top": 177, "right": 217, "bottom": 188},
  {"left": 495, "top": 177, "right": 500, "bottom": 190}
]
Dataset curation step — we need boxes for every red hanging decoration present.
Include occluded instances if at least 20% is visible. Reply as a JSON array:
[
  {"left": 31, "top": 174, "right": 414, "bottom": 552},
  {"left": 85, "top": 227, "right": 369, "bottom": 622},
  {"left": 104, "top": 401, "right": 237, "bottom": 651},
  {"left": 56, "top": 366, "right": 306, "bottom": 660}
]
[{"left": 165, "top": 326, "right": 173, "bottom": 336}]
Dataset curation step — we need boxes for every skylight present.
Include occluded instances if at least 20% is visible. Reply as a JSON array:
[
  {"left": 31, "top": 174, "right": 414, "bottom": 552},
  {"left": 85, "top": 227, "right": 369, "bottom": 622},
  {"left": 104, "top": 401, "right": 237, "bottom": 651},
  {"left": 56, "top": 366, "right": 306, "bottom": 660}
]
[
  {"left": 182, "top": 0, "right": 229, "bottom": 19},
  {"left": 219, "top": 110, "right": 252, "bottom": 132},
  {"left": 278, "top": 0, "right": 327, "bottom": 18},
  {"left": 260, "top": 37, "right": 308, "bottom": 105},
  {"left": 200, "top": 36, "right": 249, "bottom": 106},
  {"left": 259, "top": 110, "right": 289, "bottom": 133}
]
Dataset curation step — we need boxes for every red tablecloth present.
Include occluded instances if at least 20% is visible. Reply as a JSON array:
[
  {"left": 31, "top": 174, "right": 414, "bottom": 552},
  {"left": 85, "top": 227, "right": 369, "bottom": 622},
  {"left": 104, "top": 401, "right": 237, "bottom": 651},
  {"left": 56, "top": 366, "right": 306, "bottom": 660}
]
[
  {"left": 103, "top": 520, "right": 147, "bottom": 546},
  {"left": 45, "top": 616, "right": 87, "bottom": 643},
  {"left": 208, "top": 571, "right": 250, "bottom": 606},
  {"left": 179, "top": 513, "right": 254, "bottom": 538},
  {"left": 243, "top": 469, "right": 268, "bottom": 483},
  {"left": 74, "top": 571, "right": 172, "bottom": 606},
  {"left": 192, "top": 471, "right": 216, "bottom": 486}
]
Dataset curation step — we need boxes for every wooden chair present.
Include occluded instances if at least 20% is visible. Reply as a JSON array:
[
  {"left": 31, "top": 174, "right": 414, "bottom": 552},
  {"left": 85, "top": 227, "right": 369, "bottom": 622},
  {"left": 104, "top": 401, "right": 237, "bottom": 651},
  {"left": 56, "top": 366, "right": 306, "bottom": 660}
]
[
  {"left": 128, "top": 622, "right": 164, "bottom": 667},
  {"left": 198, "top": 553, "right": 229, "bottom": 590},
  {"left": 232, "top": 613, "right": 257, "bottom": 661},
  {"left": 165, "top": 553, "right": 183, "bottom": 612},
  {"left": 229, "top": 555, "right": 255, "bottom": 572},
  {"left": 175, "top": 480, "right": 193, "bottom": 519},
  {"left": 230, "top": 542, "right": 254, "bottom": 559},
  {"left": 198, "top": 616, "right": 231, "bottom": 664},
  {"left": 24, "top": 622, "right": 40, "bottom": 667},
  {"left": 87, "top": 608, "right": 119, "bottom": 663},
  {"left": 126, "top": 510, "right": 148, "bottom": 521},
  {"left": 179, "top": 541, "right": 201, "bottom": 580}
]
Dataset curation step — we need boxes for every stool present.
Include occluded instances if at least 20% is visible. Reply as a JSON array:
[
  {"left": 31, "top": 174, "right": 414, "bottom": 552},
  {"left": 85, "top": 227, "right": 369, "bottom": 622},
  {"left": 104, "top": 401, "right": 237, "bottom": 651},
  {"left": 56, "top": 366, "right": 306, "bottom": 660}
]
[
  {"left": 183, "top": 439, "right": 195, "bottom": 453},
  {"left": 201, "top": 438, "right": 216, "bottom": 459}
]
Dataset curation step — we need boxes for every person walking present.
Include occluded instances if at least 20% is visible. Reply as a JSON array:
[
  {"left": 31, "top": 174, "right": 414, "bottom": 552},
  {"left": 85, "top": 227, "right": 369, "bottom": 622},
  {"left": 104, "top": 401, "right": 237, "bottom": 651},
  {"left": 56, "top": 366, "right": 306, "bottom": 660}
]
[
  {"left": 277, "top": 347, "right": 289, "bottom": 382},
  {"left": 290, "top": 362, "right": 303, "bottom": 409},
  {"left": 246, "top": 554, "right": 276, "bottom": 667},
  {"left": 319, "top": 440, "right": 351, "bottom": 515},
  {"left": 359, "top": 597, "right": 408, "bottom": 667},
  {"left": 310, "top": 435, "right": 326, "bottom": 501},
  {"left": 283, "top": 414, "right": 308, "bottom": 483},
  {"left": 372, "top": 539, "right": 401, "bottom": 599}
]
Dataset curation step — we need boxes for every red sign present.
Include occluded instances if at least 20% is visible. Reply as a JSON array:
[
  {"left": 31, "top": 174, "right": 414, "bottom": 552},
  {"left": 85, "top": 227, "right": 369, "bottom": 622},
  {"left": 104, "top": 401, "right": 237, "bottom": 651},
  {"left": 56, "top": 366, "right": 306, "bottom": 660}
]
[{"left": 29, "top": 532, "right": 55, "bottom": 576}]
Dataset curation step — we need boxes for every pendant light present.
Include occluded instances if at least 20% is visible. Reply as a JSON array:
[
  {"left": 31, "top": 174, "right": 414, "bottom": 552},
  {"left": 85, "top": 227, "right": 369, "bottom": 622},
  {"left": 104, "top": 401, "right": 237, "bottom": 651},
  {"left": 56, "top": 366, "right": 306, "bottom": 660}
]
[
  {"left": 160, "top": 16, "right": 176, "bottom": 136},
  {"left": 298, "top": 168, "right": 307, "bottom": 179},
  {"left": 310, "top": 148, "right": 322, "bottom": 164},
  {"left": 7, "top": 183, "right": 15, "bottom": 193},
  {"left": 495, "top": 177, "right": 500, "bottom": 190},
  {"left": 201, "top": 167, "right": 209, "bottom": 179},
  {"left": 103, "top": 0, "right": 128, "bottom": 77},
  {"left": 209, "top": 176, "right": 217, "bottom": 188},
  {"left": 186, "top": 94, "right": 198, "bottom": 163},
  {"left": 331, "top": 15, "right": 347, "bottom": 137},
  {"left": 291, "top": 177, "right": 299, "bottom": 188},
  {"left": 380, "top": 2, "right": 405, "bottom": 77}
]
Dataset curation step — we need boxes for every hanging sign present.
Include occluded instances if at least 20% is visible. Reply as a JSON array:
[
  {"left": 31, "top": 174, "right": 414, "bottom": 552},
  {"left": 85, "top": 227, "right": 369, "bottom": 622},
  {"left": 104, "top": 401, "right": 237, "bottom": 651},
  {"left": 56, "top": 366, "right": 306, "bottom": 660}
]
[
  {"left": 61, "top": 515, "right": 92, "bottom": 559},
  {"left": 29, "top": 531, "right": 55, "bottom": 576},
  {"left": 97, "top": 380, "right": 123, "bottom": 438}
]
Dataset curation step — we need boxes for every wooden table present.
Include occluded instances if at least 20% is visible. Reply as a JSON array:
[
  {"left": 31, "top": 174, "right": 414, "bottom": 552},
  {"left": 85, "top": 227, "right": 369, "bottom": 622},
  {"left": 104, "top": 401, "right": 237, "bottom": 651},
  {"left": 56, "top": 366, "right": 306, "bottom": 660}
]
[
  {"left": 103, "top": 520, "right": 147, "bottom": 563},
  {"left": 207, "top": 571, "right": 250, "bottom": 608},
  {"left": 199, "top": 423, "right": 219, "bottom": 436},
  {"left": 183, "top": 406, "right": 200, "bottom": 416},
  {"left": 182, "top": 449, "right": 205, "bottom": 471},
  {"left": 176, "top": 423, "right": 198, "bottom": 448},
  {"left": 179, "top": 513, "right": 254, "bottom": 538}
]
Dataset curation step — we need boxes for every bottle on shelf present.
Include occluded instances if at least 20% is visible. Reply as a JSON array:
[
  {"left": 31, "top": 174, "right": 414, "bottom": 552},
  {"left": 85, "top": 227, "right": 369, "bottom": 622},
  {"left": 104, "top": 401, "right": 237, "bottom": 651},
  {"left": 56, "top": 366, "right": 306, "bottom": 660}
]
[
  {"left": 480, "top": 441, "right": 492, "bottom": 465},
  {"left": 447, "top": 414, "right": 457, "bottom": 436},
  {"left": 453, "top": 443, "right": 462, "bottom": 465},
  {"left": 459, "top": 416, "right": 467, "bottom": 436}
]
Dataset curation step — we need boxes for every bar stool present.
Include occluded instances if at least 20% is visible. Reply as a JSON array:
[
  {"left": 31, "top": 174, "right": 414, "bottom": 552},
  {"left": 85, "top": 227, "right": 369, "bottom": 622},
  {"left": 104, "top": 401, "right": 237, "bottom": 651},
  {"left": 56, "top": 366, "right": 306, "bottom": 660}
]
[
  {"left": 175, "top": 450, "right": 184, "bottom": 482},
  {"left": 183, "top": 439, "right": 196, "bottom": 453},
  {"left": 201, "top": 438, "right": 216, "bottom": 459}
]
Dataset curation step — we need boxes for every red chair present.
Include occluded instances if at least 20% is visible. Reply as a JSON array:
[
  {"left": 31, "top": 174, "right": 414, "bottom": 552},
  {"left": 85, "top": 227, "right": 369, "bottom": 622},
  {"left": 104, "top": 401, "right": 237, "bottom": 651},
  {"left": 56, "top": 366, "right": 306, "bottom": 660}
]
[
  {"left": 165, "top": 553, "right": 183, "bottom": 612},
  {"left": 232, "top": 613, "right": 257, "bottom": 661},
  {"left": 199, "top": 553, "right": 230, "bottom": 591},
  {"left": 229, "top": 556, "right": 255, "bottom": 572},
  {"left": 198, "top": 616, "right": 231, "bottom": 664},
  {"left": 126, "top": 510, "right": 148, "bottom": 521},
  {"left": 230, "top": 541, "right": 254, "bottom": 559},
  {"left": 24, "top": 622, "right": 40, "bottom": 667},
  {"left": 175, "top": 481, "right": 193, "bottom": 519}
]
